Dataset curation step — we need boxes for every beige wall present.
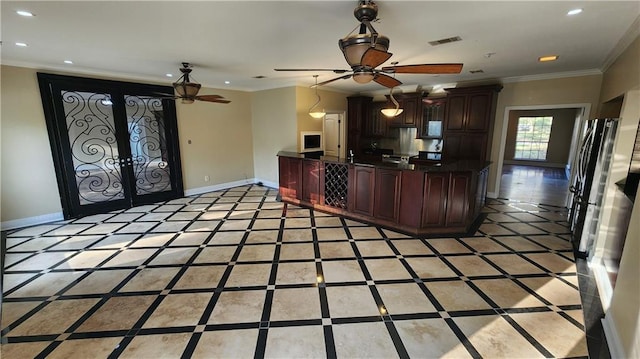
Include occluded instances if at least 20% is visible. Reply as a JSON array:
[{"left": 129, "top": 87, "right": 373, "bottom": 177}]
[
  {"left": 594, "top": 34, "right": 640, "bottom": 359},
  {"left": 488, "top": 74, "right": 603, "bottom": 195},
  {"left": 504, "top": 108, "right": 579, "bottom": 166},
  {"left": 1, "top": 66, "right": 63, "bottom": 221},
  {"left": 251, "top": 87, "right": 297, "bottom": 186},
  {"left": 600, "top": 36, "right": 640, "bottom": 104},
  {"left": 295, "top": 86, "right": 348, "bottom": 151},
  {"left": 176, "top": 89, "right": 254, "bottom": 191},
  {"left": 0, "top": 65, "right": 255, "bottom": 224}
]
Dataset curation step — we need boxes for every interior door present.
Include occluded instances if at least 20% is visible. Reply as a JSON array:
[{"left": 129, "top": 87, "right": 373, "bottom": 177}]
[
  {"left": 39, "top": 73, "right": 184, "bottom": 218},
  {"left": 323, "top": 112, "right": 345, "bottom": 157}
]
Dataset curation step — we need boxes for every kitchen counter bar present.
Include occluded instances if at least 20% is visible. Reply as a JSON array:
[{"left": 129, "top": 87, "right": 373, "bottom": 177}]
[{"left": 277, "top": 151, "right": 490, "bottom": 236}]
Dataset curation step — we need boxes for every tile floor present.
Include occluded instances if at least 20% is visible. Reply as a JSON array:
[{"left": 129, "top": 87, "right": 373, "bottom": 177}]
[{"left": 2, "top": 185, "right": 592, "bottom": 358}]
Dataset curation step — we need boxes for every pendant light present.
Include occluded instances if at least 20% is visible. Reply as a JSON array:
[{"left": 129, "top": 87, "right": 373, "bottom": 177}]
[
  {"left": 309, "top": 75, "right": 326, "bottom": 119},
  {"left": 381, "top": 86, "right": 404, "bottom": 117}
]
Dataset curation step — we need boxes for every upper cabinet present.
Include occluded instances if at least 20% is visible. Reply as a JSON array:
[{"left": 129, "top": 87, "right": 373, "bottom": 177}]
[
  {"left": 442, "top": 84, "right": 502, "bottom": 161},
  {"left": 445, "top": 87, "right": 499, "bottom": 132},
  {"left": 418, "top": 97, "right": 446, "bottom": 139},
  {"left": 347, "top": 96, "right": 373, "bottom": 156},
  {"left": 389, "top": 93, "right": 420, "bottom": 128}
]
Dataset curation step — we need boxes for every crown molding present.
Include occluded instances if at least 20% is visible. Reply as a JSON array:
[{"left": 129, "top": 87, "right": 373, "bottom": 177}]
[
  {"left": 601, "top": 15, "right": 640, "bottom": 72},
  {"left": 501, "top": 69, "right": 602, "bottom": 84}
]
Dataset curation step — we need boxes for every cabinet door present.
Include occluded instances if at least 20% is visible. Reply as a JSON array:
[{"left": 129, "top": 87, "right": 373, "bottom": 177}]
[
  {"left": 399, "top": 171, "right": 424, "bottom": 227},
  {"left": 422, "top": 172, "right": 449, "bottom": 227},
  {"left": 443, "top": 133, "right": 487, "bottom": 161},
  {"left": 374, "top": 168, "right": 401, "bottom": 222},
  {"left": 390, "top": 95, "right": 418, "bottom": 127},
  {"left": 347, "top": 96, "right": 372, "bottom": 156},
  {"left": 302, "top": 159, "right": 321, "bottom": 204},
  {"left": 419, "top": 98, "right": 445, "bottom": 138},
  {"left": 466, "top": 93, "right": 492, "bottom": 131},
  {"left": 349, "top": 165, "right": 375, "bottom": 216},
  {"left": 445, "top": 95, "right": 466, "bottom": 131},
  {"left": 365, "top": 102, "right": 388, "bottom": 138},
  {"left": 446, "top": 172, "right": 470, "bottom": 226},
  {"left": 278, "top": 156, "right": 302, "bottom": 200}
]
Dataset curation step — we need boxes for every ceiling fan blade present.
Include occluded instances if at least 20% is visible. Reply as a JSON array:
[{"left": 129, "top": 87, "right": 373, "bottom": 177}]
[
  {"left": 361, "top": 48, "right": 392, "bottom": 68},
  {"left": 381, "top": 63, "right": 464, "bottom": 74},
  {"left": 314, "top": 74, "right": 353, "bottom": 87},
  {"left": 196, "top": 95, "right": 231, "bottom": 103},
  {"left": 274, "top": 68, "right": 351, "bottom": 74},
  {"left": 373, "top": 73, "right": 402, "bottom": 88}
]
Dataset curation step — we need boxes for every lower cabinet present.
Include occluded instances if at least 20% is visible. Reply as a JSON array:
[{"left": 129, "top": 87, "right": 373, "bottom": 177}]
[
  {"left": 399, "top": 171, "right": 425, "bottom": 227},
  {"left": 374, "top": 168, "right": 401, "bottom": 223},
  {"left": 302, "top": 159, "right": 321, "bottom": 204},
  {"left": 349, "top": 165, "right": 375, "bottom": 216},
  {"left": 278, "top": 156, "right": 302, "bottom": 200},
  {"left": 422, "top": 173, "right": 449, "bottom": 227},
  {"left": 446, "top": 172, "right": 471, "bottom": 226}
]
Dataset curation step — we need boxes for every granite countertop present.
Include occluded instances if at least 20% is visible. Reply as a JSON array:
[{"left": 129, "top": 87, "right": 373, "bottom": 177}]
[{"left": 277, "top": 151, "right": 490, "bottom": 172}]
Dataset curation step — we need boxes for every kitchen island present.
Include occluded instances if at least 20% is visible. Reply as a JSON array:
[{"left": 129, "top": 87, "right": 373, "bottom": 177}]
[{"left": 277, "top": 151, "right": 490, "bottom": 235}]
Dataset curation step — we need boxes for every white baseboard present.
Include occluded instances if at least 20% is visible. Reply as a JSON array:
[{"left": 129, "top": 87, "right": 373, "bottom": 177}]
[
  {"left": 2, "top": 180, "right": 278, "bottom": 231},
  {"left": 184, "top": 178, "right": 278, "bottom": 197},
  {"left": 602, "top": 313, "right": 629, "bottom": 359},
  {"left": 503, "top": 160, "right": 566, "bottom": 168},
  {"left": 1, "top": 212, "right": 64, "bottom": 231},
  {"left": 590, "top": 260, "right": 613, "bottom": 311}
]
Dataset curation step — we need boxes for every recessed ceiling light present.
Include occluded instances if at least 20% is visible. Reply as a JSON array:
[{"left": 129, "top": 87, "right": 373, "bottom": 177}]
[
  {"left": 224, "top": 81, "right": 231, "bottom": 85},
  {"left": 15, "top": 42, "right": 28, "bottom": 47},
  {"left": 567, "top": 8, "right": 583, "bottom": 16},
  {"left": 16, "top": 10, "right": 34, "bottom": 17},
  {"left": 166, "top": 73, "right": 173, "bottom": 77},
  {"left": 538, "top": 55, "right": 559, "bottom": 62},
  {"left": 64, "top": 60, "right": 73, "bottom": 64}
]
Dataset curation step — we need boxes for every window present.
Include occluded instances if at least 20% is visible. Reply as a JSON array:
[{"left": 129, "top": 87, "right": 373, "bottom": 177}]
[{"left": 514, "top": 116, "right": 553, "bottom": 160}]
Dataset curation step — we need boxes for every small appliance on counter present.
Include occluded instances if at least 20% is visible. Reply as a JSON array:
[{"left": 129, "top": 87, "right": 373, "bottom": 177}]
[
  {"left": 382, "top": 153, "right": 411, "bottom": 164},
  {"left": 418, "top": 151, "right": 442, "bottom": 160}
]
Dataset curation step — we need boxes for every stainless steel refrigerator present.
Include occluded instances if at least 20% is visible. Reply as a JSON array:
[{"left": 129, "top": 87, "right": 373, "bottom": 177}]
[{"left": 568, "top": 118, "right": 619, "bottom": 257}]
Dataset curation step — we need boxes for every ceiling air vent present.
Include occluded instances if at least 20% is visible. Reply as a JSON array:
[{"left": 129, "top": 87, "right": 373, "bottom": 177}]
[
  {"left": 469, "top": 69, "right": 484, "bottom": 74},
  {"left": 428, "top": 36, "right": 462, "bottom": 46},
  {"left": 253, "top": 75, "right": 267, "bottom": 79}
]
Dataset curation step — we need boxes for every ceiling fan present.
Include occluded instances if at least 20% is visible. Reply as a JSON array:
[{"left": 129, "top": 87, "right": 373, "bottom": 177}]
[
  {"left": 158, "top": 62, "right": 231, "bottom": 104},
  {"left": 274, "top": 0, "right": 463, "bottom": 88}
]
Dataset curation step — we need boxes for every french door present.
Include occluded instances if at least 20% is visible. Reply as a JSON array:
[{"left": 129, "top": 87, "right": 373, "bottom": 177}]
[{"left": 38, "top": 73, "right": 184, "bottom": 218}]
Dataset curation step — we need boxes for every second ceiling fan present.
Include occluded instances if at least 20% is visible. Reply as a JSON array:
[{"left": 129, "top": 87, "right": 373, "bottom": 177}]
[{"left": 275, "top": 0, "right": 463, "bottom": 88}]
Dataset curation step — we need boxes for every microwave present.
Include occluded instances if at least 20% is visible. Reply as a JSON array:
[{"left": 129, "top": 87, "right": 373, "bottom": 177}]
[{"left": 300, "top": 131, "right": 323, "bottom": 152}]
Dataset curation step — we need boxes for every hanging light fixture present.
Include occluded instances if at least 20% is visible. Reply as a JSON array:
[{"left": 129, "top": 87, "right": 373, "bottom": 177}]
[
  {"left": 381, "top": 86, "right": 404, "bottom": 117},
  {"left": 309, "top": 75, "right": 326, "bottom": 119}
]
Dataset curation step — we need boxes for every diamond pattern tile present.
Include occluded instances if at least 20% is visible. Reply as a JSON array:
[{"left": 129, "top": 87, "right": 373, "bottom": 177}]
[{"left": 2, "top": 185, "right": 594, "bottom": 358}]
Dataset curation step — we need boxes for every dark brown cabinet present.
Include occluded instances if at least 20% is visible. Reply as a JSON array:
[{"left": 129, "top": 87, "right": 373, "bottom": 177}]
[
  {"left": 278, "top": 152, "right": 488, "bottom": 236},
  {"left": 374, "top": 168, "right": 401, "bottom": 222},
  {"left": 278, "top": 156, "right": 302, "bottom": 200},
  {"left": 422, "top": 173, "right": 449, "bottom": 227},
  {"left": 302, "top": 159, "right": 321, "bottom": 204},
  {"left": 446, "top": 172, "right": 471, "bottom": 227},
  {"left": 364, "top": 102, "right": 389, "bottom": 138},
  {"left": 418, "top": 97, "right": 446, "bottom": 139},
  {"left": 442, "top": 85, "right": 502, "bottom": 161},
  {"left": 347, "top": 96, "right": 373, "bottom": 156},
  {"left": 390, "top": 93, "right": 419, "bottom": 128},
  {"left": 349, "top": 165, "right": 375, "bottom": 216}
]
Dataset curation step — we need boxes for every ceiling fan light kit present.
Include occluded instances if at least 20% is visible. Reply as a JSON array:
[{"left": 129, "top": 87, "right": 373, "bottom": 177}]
[
  {"left": 381, "top": 86, "right": 403, "bottom": 118},
  {"left": 309, "top": 75, "right": 326, "bottom": 118}
]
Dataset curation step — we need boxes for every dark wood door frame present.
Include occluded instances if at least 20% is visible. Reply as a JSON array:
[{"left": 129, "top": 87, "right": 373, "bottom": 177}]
[{"left": 38, "top": 73, "right": 184, "bottom": 219}]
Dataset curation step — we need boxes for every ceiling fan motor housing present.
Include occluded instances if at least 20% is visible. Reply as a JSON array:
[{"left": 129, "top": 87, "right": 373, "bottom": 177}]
[{"left": 354, "top": 1, "right": 378, "bottom": 22}]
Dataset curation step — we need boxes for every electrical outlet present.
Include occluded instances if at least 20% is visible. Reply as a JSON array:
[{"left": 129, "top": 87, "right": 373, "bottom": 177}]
[{"left": 204, "top": 175, "right": 210, "bottom": 182}]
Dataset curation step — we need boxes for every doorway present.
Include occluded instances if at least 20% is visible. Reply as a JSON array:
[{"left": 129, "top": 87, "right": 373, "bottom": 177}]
[
  {"left": 323, "top": 112, "right": 346, "bottom": 158},
  {"left": 493, "top": 103, "right": 591, "bottom": 208},
  {"left": 38, "top": 73, "right": 184, "bottom": 218}
]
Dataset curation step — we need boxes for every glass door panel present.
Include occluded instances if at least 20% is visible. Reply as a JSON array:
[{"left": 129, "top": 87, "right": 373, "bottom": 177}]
[
  {"left": 61, "top": 90, "right": 126, "bottom": 205},
  {"left": 124, "top": 95, "right": 172, "bottom": 196}
]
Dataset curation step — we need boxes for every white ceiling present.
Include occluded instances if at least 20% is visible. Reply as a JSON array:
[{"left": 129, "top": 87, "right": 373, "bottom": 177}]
[{"left": 2, "top": 1, "right": 639, "bottom": 95}]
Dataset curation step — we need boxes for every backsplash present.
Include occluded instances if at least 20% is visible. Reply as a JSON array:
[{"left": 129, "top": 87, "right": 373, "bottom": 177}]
[{"left": 369, "top": 128, "right": 442, "bottom": 155}]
